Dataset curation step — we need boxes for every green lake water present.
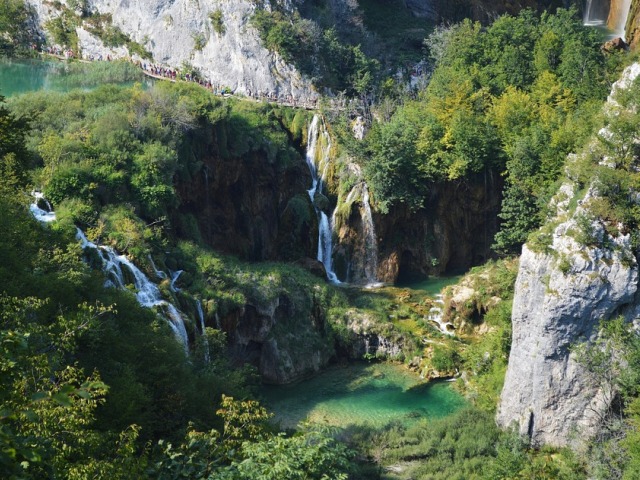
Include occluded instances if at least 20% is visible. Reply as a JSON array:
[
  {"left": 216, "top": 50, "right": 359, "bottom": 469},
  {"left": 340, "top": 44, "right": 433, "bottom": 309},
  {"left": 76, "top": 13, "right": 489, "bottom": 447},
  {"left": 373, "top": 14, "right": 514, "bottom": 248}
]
[
  {"left": 261, "top": 363, "right": 466, "bottom": 429},
  {"left": 0, "top": 57, "right": 148, "bottom": 97},
  {"left": 1, "top": 57, "right": 75, "bottom": 96},
  {"left": 397, "top": 275, "right": 462, "bottom": 296}
]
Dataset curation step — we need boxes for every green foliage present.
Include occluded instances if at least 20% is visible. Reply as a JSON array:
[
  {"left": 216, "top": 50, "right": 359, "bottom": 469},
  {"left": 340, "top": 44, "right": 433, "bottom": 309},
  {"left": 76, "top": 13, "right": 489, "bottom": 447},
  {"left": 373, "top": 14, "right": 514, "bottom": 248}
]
[
  {"left": 356, "top": 8, "right": 617, "bottom": 245},
  {"left": 251, "top": 7, "right": 379, "bottom": 95},
  {"left": 192, "top": 32, "right": 207, "bottom": 51},
  {"left": 209, "top": 9, "right": 225, "bottom": 35},
  {"left": 44, "top": 7, "right": 80, "bottom": 51},
  {"left": 0, "top": 0, "right": 29, "bottom": 54}
]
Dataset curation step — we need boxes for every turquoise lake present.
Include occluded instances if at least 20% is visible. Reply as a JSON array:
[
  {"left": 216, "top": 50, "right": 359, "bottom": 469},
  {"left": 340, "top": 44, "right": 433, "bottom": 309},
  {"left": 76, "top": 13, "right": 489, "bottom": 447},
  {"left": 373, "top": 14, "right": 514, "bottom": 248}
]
[{"left": 261, "top": 362, "right": 466, "bottom": 430}]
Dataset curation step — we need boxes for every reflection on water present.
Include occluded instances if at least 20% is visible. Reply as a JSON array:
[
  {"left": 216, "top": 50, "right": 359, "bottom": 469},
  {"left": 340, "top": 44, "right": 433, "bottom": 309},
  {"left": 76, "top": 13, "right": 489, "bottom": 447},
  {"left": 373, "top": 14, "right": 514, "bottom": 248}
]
[
  {"left": 261, "top": 362, "right": 466, "bottom": 429},
  {"left": 0, "top": 57, "right": 149, "bottom": 97}
]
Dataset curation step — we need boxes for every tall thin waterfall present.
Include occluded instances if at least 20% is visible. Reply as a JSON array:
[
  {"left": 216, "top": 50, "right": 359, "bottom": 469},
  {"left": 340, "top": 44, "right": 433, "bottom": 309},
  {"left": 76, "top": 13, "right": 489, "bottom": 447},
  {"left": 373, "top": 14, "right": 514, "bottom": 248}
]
[
  {"left": 28, "top": 192, "right": 190, "bottom": 352},
  {"left": 361, "top": 185, "right": 379, "bottom": 284},
  {"left": 611, "top": 0, "right": 633, "bottom": 39},
  {"left": 306, "top": 115, "right": 340, "bottom": 283},
  {"left": 196, "top": 300, "right": 210, "bottom": 363}
]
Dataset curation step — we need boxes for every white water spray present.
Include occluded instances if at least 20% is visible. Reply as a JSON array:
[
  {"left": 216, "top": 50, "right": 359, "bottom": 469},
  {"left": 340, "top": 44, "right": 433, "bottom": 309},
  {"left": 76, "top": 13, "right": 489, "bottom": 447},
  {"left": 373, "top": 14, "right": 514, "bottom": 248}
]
[
  {"left": 29, "top": 192, "right": 190, "bottom": 352},
  {"left": 29, "top": 191, "right": 56, "bottom": 223},
  {"left": 75, "top": 229, "right": 190, "bottom": 351},
  {"left": 306, "top": 115, "right": 340, "bottom": 283},
  {"left": 426, "top": 294, "right": 454, "bottom": 336}
]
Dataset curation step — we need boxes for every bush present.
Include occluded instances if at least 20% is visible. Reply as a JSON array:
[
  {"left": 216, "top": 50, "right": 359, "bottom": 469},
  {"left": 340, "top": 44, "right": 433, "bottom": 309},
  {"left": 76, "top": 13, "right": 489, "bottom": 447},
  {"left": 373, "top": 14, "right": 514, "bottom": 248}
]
[{"left": 209, "top": 9, "right": 225, "bottom": 35}]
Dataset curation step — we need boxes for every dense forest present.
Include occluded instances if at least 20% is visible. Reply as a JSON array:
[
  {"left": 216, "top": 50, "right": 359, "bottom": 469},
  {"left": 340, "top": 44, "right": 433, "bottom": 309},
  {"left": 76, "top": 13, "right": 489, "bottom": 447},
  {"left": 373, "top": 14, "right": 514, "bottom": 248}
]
[{"left": 4, "top": 1, "right": 640, "bottom": 479}]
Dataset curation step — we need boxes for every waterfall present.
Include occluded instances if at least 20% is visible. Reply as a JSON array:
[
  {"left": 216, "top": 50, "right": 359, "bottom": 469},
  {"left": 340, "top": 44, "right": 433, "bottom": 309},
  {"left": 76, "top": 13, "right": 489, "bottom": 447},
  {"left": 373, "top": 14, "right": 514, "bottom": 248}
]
[
  {"left": 170, "top": 270, "right": 183, "bottom": 292},
  {"left": 306, "top": 115, "right": 340, "bottom": 283},
  {"left": 610, "top": 0, "right": 633, "bottom": 39},
  {"left": 426, "top": 294, "right": 454, "bottom": 336},
  {"left": 28, "top": 192, "right": 190, "bottom": 351},
  {"left": 75, "top": 229, "right": 190, "bottom": 351},
  {"left": 361, "top": 184, "right": 379, "bottom": 285},
  {"left": 340, "top": 180, "right": 381, "bottom": 286},
  {"left": 196, "top": 300, "right": 210, "bottom": 364},
  {"left": 29, "top": 191, "right": 57, "bottom": 223},
  {"left": 584, "top": 0, "right": 607, "bottom": 25},
  {"left": 584, "top": 0, "right": 633, "bottom": 41}
]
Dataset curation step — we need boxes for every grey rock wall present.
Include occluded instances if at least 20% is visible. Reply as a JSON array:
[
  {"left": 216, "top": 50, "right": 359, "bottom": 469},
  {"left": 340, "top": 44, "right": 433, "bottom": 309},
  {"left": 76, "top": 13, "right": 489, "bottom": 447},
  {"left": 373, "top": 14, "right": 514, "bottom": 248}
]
[
  {"left": 26, "top": 0, "right": 317, "bottom": 101},
  {"left": 497, "top": 64, "right": 640, "bottom": 447}
]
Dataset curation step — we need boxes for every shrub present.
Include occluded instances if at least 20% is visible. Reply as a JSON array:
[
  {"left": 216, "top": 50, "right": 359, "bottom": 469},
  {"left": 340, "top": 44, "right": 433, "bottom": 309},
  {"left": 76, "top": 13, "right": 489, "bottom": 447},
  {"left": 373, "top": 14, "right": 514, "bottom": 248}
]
[{"left": 209, "top": 9, "right": 225, "bottom": 35}]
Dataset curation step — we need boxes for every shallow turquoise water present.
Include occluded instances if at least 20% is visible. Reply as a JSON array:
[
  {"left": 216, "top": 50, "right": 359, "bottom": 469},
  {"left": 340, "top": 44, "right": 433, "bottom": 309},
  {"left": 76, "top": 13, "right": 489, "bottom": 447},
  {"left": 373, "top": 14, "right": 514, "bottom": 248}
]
[
  {"left": 0, "top": 57, "right": 64, "bottom": 96},
  {"left": 0, "top": 57, "right": 148, "bottom": 97},
  {"left": 397, "top": 275, "right": 462, "bottom": 296},
  {"left": 261, "top": 363, "right": 466, "bottom": 429}
]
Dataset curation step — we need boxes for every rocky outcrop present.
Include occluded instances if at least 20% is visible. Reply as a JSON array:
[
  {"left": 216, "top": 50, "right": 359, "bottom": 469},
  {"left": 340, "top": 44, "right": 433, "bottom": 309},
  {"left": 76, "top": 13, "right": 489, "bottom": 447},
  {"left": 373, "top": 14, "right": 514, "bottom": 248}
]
[
  {"left": 223, "top": 293, "right": 334, "bottom": 384},
  {"left": 497, "top": 63, "right": 640, "bottom": 447},
  {"left": 341, "top": 309, "right": 406, "bottom": 359},
  {"left": 496, "top": 206, "right": 637, "bottom": 446},
  {"left": 26, "top": 0, "right": 317, "bottom": 101}
]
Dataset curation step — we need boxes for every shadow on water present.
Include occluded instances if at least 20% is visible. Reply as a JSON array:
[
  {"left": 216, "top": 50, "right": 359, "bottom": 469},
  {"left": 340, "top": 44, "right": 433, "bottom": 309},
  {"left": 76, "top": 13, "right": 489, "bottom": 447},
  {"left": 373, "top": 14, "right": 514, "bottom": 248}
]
[{"left": 260, "top": 362, "right": 466, "bottom": 430}]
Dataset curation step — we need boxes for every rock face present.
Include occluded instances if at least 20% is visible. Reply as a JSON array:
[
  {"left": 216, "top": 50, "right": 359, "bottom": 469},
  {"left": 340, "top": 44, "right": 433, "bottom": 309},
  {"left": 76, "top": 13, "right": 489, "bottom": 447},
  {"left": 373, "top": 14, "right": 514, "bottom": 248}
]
[
  {"left": 498, "top": 63, "right": 640, "bottom": 447},
  {"left": 496, "top": 214, "right": 637, "bottom": 446},
  {"left": 222, "top": 293, "right": 334, "bottom": 384},
  {"left": 26, "top": 0, "right": 317, "bottom": 101},
  {"left": 625, "top": 0, "right": 640, "bottom": 49},
  {"left": 175, "top": 133, "right": 316, "bottom": 262},
  {"left": 375, "top": 171, "right": 502, "bottom": 283},
  {"left": 341, "top": 309, "right": 406, "bottom": 360},
  {"left": 403, "top": 0, "right": 438, "bottom": 19}
]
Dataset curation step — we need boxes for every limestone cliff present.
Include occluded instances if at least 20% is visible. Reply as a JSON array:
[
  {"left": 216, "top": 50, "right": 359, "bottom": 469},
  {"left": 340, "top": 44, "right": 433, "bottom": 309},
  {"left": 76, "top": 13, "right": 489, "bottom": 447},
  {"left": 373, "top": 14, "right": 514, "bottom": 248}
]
[
  {"left": 26, "top": 0, "right": 317, "bottom": 101},
  {"left": 496, "top": 199, "right": 637, "bottom": 446},
  {"left": 497, "top": 64, "right": 640, "bottom": 447}
]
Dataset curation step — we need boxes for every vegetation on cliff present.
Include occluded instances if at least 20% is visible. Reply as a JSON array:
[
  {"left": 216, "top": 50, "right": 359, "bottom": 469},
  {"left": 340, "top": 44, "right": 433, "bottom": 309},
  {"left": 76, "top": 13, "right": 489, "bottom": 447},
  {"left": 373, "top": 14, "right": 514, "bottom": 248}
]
[{"left": 4, "top": 2, "right": 640, "bottom": 479}]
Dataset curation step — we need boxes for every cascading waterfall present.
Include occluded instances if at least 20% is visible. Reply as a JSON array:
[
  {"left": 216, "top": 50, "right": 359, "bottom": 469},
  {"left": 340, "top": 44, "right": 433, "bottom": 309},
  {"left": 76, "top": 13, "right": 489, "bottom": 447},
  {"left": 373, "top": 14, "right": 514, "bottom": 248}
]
[
  {"left": 29, "top": 191, "right": 56, "bottom": 223},
  {"left": 28, "top": 192, "right": 190, "bottom": 352},
  {"left": 306, "top": 115, "right": 340, "bottom": 283},
  {"left": 75, "top": 229, "right": 190, "bottom": 351},
  {"left": 426, "top": 294, "right": 454, "bottom": 336}
]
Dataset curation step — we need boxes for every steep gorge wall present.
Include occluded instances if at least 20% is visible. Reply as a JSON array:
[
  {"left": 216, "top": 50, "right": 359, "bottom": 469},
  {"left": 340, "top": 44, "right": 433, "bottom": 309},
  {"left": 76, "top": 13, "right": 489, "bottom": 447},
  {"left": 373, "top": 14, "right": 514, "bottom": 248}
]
[
  {"left": 26, "top": 0, "right": 317, "bottom": 101},
  {"left": 497, "top": 64, "right": 640, "bottom": 447},
  {"left": 174, "top": 129, "right": 316, "bottom": 262}
]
